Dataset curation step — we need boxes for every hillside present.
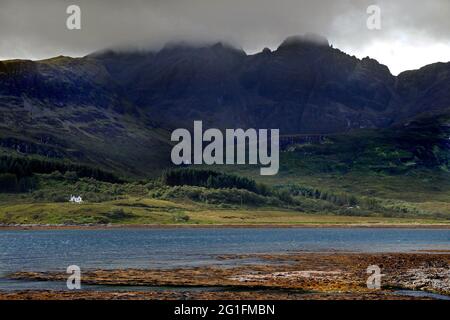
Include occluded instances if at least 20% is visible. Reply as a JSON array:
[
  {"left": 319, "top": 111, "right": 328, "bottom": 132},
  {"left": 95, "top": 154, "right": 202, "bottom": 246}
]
[{"left": 0, "top": 109, "right": 449, "bottom": 224}]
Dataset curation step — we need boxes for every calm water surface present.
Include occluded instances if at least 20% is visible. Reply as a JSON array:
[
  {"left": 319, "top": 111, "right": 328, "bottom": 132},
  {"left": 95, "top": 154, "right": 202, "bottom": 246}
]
[{"left": 0, "top": 228, "right": 449, "bottom": 291}]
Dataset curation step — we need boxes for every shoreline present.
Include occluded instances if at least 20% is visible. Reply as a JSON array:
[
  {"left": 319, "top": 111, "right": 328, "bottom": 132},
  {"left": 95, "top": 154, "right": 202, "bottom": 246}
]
[
  {"left": 3, "top": 252, "right": 449, "bottom": 300},
  {"left": 1, "top": 223, "right": 450, "bottom": 231}
]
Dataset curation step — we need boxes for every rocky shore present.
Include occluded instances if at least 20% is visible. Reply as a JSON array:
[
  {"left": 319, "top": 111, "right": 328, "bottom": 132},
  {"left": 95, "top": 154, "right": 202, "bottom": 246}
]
[
  {"left": 1, "top": 252, "right": 449, "bottom": 300},
  {"left": 1, "top": 223, "right": 450, "bottom": 230}
]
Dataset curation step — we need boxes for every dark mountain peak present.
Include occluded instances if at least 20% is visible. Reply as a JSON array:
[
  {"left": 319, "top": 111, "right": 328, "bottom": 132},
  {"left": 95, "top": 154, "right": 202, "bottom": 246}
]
[
  {"left": 357, "top": 56, "right": 393, "bottom": 78},
  {"left": 361, "top": 56, "right": 380, "bottom": 64},
  {"left": 209, "top": 41, "right": 246, "bottom": 57},
  {"left": 160, "top": 40, "right": 244, "bottom": 55},
  {"left": 277, "top": 33, "right": 330, "bottom": 52},
  {"left": 151, "top": 41, "right": 246, "bottom": 73},
  {"left": 395, "top": 61, "right": 450, "bottom": 115},
  {"left": 398, "top": 61, "right": 450, "bottom": 78},
  {"left": 210, "top": 41, "right": 232, "bottom": 50},
  {"left": 87, "top": 48, "right": 156, "bottom": 63},
  {"left": 161, "top": 40, "right": 198, "bottom": 52}
]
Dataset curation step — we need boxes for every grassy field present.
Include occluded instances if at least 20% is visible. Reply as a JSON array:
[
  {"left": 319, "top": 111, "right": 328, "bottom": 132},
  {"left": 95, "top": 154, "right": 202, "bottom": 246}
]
[
  {"left": 1, "top": 168, "right": 449, "bottom": 227},
  {"left": 0, "top": 163, "right": 449, "bottom": 226},
  {"left": 1, "top": 196, "right": 448, "bottom": 226}
]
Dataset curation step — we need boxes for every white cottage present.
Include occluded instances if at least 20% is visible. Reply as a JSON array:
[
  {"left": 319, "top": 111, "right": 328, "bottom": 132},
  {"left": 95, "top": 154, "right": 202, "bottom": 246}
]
[{"left": 69, "top": 195, "right": 83, "bottom": 203}]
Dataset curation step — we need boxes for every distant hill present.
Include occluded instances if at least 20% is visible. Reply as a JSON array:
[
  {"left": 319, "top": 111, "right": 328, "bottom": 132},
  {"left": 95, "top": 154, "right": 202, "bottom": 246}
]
[{"left": 0, "top": 34, "right": 449, "bottom": 177}]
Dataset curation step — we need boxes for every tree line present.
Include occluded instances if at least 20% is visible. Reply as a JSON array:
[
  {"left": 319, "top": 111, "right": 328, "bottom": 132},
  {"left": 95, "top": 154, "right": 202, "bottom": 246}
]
[
  {"left": 0, "top": 154, "right": 121, "bottom": 193},
  {"left": 161, "top": 169, "right": 270, "bottom": 195}
]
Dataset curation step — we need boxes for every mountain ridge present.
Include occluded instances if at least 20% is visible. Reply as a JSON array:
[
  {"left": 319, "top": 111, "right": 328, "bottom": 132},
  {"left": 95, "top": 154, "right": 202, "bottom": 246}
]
[{"left": 0, "top": 34, "right": 449, "bottom": 176}]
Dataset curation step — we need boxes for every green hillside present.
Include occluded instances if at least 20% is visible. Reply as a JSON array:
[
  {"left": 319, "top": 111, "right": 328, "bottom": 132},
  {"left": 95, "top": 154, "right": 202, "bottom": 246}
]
[{"left": 1, "top": 117, "right": 449, "bottom": 225}]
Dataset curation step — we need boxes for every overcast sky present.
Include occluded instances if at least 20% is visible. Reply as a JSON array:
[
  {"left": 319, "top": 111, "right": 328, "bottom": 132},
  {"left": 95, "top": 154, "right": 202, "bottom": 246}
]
[{"left": 0, "top": 0, "right": 449, "bottom": 75}]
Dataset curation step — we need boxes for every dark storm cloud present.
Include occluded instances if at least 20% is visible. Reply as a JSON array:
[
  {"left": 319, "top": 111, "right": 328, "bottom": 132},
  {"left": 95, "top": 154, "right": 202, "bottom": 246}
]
[{"left": 0, "top": 0, "right": 449, "bottom": 73}]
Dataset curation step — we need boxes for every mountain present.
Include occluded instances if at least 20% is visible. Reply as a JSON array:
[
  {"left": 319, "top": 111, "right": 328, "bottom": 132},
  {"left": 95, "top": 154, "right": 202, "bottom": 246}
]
[
  {"left": 0, "top": 34, "right": 449, "bottom": 176},
  {"left": 0, "top": 57, "right": 173, "bottom": 177},
  {"left": 89, "top": 34, "right": 450, "bottom": 133}
]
